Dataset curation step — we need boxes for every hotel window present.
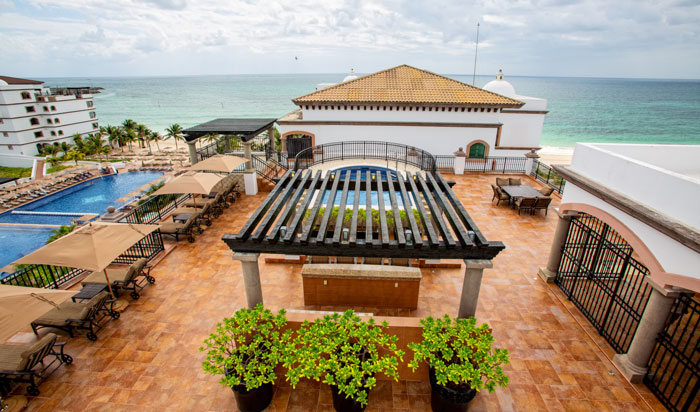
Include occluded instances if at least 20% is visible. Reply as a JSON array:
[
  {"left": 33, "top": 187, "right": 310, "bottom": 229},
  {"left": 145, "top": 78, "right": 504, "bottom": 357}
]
[
  {"left": 2, "top": 132, "right": 8, "bottom": 137},
  {"left": 58, "top": 130, "right": 64, "bottom": 136},
  {"left": 92, "top": 122, "right": 98, "bottom": 129},
  {"left": 21, "top": 91, "right": 31, "bottom": 100},
  {"left": 30, "top": 117, "right": 40, "bottom": 126},
  {"left": 43, "top": 106, "right": 49, "bottom": 112},
  {"left": 89, "top": 111, "right": 96, "bottom": 119},
  {"left": 54, "top": 118, "right": 60, "bottom": 124},
  {"left": 0, "top": 119, "right": 3, "bottom": 124},
  {"left": 50, "top": 105, "right": 56, "bottom": 111},
  {"left": 34, "top": 131, "right": 44, "bottom": 138},
  {"left": 47, "top": 118, "right": 53, "bottom": 124},
  {"left": 87, "top": 101, "right": 94, "bottom": 108},
  {"left": 25, "top": 106, "right": 36, "bottom": 113},
  {"left": 50, "top": 131, "right": 57, "bottom": 136},
  {"left": 8, "top": 145, "right": 13, "bottom": 150}
]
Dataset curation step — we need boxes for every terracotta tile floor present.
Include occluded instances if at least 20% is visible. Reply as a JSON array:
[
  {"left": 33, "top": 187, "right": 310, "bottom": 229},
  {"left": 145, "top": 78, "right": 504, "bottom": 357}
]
[{"left": 12, "top": 173, "right": 667, "bottom": 411}]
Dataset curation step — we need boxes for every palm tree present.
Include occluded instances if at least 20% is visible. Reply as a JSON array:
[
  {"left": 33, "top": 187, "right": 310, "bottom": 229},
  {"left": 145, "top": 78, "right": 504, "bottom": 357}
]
[
  {"left": 124, "top": 128, "right": 137, "bottom": 151},
  {"left": 59, "top": 141, "right": 72, "bottom": 157},
  {"left": 150, "top": 131, "right": 162, "bottom": 152},
  {"left": 73, "top": 133, "right": 85, "bottom": 153},
  {"left": 87, "top": 134, "right": 106, "bottom": 159},
  {"left": 66, "top": 149, "right": 85, "bottom": 166},
  {"left": 136, "top": 124, "right": 150, "bottom": 152},
  {"left": 165, "top": 123, "right": 184, "bottom": 150},
  {"left": 46, "top": 225, "right": 76, "bottom": 244},
  {"left": 105, "top": 125, "right": 123, "bottom": 152},
  {"left": 43, "top": 144, "right": 59, "bottom": 158},
  {"left": 122, "top": 119, "right": 137, "bottom": 132}
]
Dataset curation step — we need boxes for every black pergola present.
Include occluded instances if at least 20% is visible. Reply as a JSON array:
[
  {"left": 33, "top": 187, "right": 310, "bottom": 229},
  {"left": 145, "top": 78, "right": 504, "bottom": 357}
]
[
  {"left": 183, "top": 118, "right": 277, "bottom": 142},
  {"left": 223, "top": 169, "right": 504, "bottom": 260}
]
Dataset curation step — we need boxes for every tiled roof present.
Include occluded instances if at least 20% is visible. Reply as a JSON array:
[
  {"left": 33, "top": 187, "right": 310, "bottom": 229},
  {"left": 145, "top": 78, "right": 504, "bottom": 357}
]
[
  {"left": 0, "top": 75, "right": 43, "bottom": 85},
  {"left": 293, "top": 65, "right": 523, "bottom": 107}
]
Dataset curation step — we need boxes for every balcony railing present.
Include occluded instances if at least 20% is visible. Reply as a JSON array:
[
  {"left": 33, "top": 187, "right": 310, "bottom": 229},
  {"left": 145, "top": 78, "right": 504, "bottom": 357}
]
[
  {"left": 531, "top": 160, "right": 566, "bottom": 194},
  {"left": 121, "top": 193, "right": 191, "bottom": 224},
  {"left": 435, "top": 155, "right": 527, "bottom": 174},
  {"left": 293, "top": 141, "right": 437, "bottom": 173}
]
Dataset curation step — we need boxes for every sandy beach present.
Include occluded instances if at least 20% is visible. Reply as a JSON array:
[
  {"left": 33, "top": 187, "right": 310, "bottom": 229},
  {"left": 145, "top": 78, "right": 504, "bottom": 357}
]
[{"left": 538, "top": 146, "right": 574, "bottom": 165}]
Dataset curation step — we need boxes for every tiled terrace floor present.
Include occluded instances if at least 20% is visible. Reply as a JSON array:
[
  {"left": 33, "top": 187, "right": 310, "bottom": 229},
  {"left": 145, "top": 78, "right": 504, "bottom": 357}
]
[{"left": 13, "top": 173, "right": 667, "bottom": 411}]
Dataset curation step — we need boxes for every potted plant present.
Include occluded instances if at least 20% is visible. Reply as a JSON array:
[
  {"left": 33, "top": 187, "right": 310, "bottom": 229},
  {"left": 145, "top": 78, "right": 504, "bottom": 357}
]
[
  {"left": 408, "top": 315, "right": 510, "bottom": 412},
  {"left": 283, "top": 310, "right": 404, "bottom": 412},
  {"left": 200, "top": 304, "right": 290, "bottom": 412}
]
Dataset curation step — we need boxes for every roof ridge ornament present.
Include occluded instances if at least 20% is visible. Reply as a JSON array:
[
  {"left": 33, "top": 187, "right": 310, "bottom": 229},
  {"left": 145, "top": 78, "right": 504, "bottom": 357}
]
[{"left": 497, "top": 69, "right": 504, "bottom": 80}]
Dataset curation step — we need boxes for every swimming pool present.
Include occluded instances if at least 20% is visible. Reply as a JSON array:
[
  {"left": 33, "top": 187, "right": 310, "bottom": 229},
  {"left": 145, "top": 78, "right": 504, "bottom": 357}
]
[
  {"left": 322, "top": 166, "right": 410, "bottom": 208},
  {"left": 0, "top": 171, "right": 163, "bottom": 273}
]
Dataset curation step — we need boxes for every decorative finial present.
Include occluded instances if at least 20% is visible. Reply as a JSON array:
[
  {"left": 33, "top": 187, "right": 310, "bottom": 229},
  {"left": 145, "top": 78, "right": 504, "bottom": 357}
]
[{"left": 497, "top": 69, "right": 503, "bottom": 80}]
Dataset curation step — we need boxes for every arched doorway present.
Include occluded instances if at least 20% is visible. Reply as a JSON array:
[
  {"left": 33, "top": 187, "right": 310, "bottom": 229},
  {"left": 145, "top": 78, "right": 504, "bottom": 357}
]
[
  {"left": 466, "top": 140, "right": 489, "bottom": 158},
  {"left": 282, "top": 132, "right": 314, "bottom": 159}
]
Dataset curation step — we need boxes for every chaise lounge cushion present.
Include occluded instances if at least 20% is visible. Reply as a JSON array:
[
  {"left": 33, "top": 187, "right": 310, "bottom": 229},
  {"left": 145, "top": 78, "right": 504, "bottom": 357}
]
[
  {"left": 158, "top": 222, "right": 184, "bottom": 234},
  {"left": 496, "top": 178, "right": 509, "bottom": 187},
  {"left": 0, "top": 333, "right": 57, "bottom": 371},
  {"left": 32, "top": 303, "right": 89, "bottom": 327}
]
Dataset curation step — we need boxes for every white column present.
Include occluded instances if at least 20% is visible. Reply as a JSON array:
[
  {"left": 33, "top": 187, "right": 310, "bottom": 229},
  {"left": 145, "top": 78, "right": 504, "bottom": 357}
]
[
  {"left": 538, "top": 210, "right": 576, "bottom": 282},
  {"left": 613, "top": 279, "right": 681, "bottom": 382},
  {"left": 458, "top": 259, "right": 493, "bottom": 318},
  {"left": 187, "top": 140, "right": 198, "bottom": 165},
  {"left": 231, "top": 252, "right": 263, "bottom": 308},
  {"left": 524, "top": 149, "right": 540, "bottom": 176},
  {"left": 453, "top": 148, "right": 466, "bottom": 175},
  {"left": 242, "top": 141, "right": 258, "bottom": 195}
]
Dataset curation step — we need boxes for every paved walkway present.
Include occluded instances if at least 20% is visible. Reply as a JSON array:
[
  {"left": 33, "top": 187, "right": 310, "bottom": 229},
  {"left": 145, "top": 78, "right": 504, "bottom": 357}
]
[{"left": 18, "top": 173, "right": 665, "bottom": 411}]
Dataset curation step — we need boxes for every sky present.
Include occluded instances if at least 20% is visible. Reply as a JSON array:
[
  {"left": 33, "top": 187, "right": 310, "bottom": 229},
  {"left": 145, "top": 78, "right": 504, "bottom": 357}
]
[{"left": 1, "top": 0, "right": 699, "bottom": 79}]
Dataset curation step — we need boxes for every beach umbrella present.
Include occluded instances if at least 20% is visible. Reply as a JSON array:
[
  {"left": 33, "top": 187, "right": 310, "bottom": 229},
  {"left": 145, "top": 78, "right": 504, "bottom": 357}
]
[
  {"left": 5, "top": 223, "right": 159, "bottom": 298},
  {"left": 184, "top": 154, "right": 247, "bottom": 173},
  {"left": 150, "top": 172, "right": 224, "bottom": 207},
  {"left": 0, "top": 285, "right": 77, "bottom": 343}
]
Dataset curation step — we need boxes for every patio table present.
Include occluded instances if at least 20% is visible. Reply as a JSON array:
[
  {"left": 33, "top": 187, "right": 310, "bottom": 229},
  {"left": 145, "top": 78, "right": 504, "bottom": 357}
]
[
  {"left": 500, "top": 184, "right": 543, "bottom": 199},
  {"left": 71, "top": 283, "right": 108, "bottom": 302}
]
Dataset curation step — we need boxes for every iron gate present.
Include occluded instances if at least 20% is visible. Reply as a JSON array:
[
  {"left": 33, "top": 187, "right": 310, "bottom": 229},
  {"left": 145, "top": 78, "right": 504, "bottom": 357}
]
[
  {"left": 286, "top": 135, "right": 312, "bottom": 159},
  {"left": 645, "top": 294, "right": 700, "bottom": 412},
  {"left": 555, "top": 214, "right": 652, "bottom": 353}
]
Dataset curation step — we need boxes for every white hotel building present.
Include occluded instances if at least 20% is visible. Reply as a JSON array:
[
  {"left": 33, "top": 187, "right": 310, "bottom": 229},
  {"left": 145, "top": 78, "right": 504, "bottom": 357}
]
[{"left": 0, "top": 75, "right": 99, "bottom": 165}]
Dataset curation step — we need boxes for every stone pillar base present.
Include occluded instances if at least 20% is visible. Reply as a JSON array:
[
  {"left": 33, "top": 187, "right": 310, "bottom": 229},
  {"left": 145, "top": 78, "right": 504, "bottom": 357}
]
[
  {"left": 538, "top": 267, "right": 557, "bottom": 283},
  {"left": 244, "top": 173, "right": 258, "bottom": 195},
  {"left": 612, "top": 353, "right": 647, "bottom": 383},
  {"left": 232, "top": 252, "right": 262, "bottom": 308},
  {"left": 458, "top": 259, "right": 493, "bottom": 318}
]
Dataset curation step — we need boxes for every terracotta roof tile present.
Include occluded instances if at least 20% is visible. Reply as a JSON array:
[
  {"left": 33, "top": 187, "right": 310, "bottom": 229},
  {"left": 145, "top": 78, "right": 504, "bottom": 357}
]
[
  {"left": 0, "top": 75, "right": 43, "bottom": 85},
  {"left": 293, "top": 65, "right": 523, "bottom": 107}
]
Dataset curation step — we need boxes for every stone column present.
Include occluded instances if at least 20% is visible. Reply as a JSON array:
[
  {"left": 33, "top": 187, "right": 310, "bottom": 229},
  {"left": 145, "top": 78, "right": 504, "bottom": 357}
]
[
  {"left": 613, "top": 279, "right": 681, "bottom": 382},
  {"left": 242, "top": 141, "right": 258, "bottom": 195},
  {"left": 538, "top": 210, "right": 576, "bottom": 282},
  {"left": 231, "top": 252, "right": 263, "bottom": 308},
  {"left": 224, "top": 135, "right": 231, "bottom": 153},
  {"left": 453, "top": 147, "right": 466, "bottom": 175},
  {"left": 187, "top": 140, "right": 198, "bottom": 165},
  {"left": 524, "top": 149, "right": 540, "bottom": 176},
  {"left": 458, "top": 259, "right": 493, "bottom": 318}
]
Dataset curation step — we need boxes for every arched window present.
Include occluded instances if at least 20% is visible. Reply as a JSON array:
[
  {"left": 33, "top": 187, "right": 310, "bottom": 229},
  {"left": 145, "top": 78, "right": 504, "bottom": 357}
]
[
  {"left": 30, "top": 117, "right": 39, "bottom": 125},
  {"left": 468, "top": 142, "right": 486, "bottom": 158}
]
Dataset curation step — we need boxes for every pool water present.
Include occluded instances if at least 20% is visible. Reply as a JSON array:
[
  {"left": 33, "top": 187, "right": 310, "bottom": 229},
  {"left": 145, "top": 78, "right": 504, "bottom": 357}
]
[
  {"left": 0, "top": 171, "right": 163, "bottom": 274},
  {"left": 322, "top": 166, "right": 410, "bottom": 208}
]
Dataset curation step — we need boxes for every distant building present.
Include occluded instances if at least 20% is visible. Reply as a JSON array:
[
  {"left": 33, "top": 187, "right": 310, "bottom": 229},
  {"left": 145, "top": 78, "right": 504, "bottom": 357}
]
[
  {"left": 278, "top": 65, "right": 547, "bottom": 159},
  {"left": 0, "top": 75, "right": 99, "bottom": 162}
]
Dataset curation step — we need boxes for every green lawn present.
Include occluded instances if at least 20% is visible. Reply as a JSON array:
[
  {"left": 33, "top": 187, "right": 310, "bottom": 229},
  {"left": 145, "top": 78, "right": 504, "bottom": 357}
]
[{"left": 0, "top": 165, "right": 74, "bottom": 179}]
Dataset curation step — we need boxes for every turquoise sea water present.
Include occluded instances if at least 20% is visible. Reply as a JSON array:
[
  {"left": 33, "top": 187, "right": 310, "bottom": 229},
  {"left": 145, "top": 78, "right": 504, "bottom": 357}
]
[{"left": 37, "top": 74, "right": 700, "bottom": 148}]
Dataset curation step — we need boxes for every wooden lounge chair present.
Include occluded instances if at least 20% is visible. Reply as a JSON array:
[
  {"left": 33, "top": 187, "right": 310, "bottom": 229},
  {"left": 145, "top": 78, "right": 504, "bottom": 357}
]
[
  {"left": 515, "top": 197, "right": 537, "bottom": 215},
  {"left": 508, "top": 177, "right": 522, "bottom": 186},
  {"left": 0, "top": 333, "right": 72, "bottom": 396},
  {"left": 81, "top": 258, "right": 154, "bottom": 300},
  {"left": 538, "top": 186, "right": 554, "bottom": 196},
  {"left": 30, "top": 291, "right": 115, "bottom": 341},
  {"left": 532, "top": 197, "right": 553, "bottom": 215},
  {"left": 496, "top": 177, "right": 509, "bottom": 187},
  {"left": 491, "top": 184, "right": 510, "bottom": 206},
  {"left": 158, "top": 212, "right": 202, "bottom": 242}
]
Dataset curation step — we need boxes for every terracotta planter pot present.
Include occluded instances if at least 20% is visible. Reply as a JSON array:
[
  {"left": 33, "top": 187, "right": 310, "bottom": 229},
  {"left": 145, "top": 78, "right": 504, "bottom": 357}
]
[{"left": 429, "top": 367, "right": 476, "bottom": 412}]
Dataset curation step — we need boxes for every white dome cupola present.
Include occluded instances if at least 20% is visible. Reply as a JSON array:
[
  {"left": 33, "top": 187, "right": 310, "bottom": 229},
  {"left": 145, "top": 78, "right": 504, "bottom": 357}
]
[
  {"left": 483, "top": 69, "right": 516, "bottom": 98},
  {"left": 342, "top": 68, "right": 358, "bottom": 83}
]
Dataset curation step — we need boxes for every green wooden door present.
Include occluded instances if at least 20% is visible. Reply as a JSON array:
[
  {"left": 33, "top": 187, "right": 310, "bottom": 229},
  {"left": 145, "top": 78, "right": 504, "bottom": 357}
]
[{"left": 468, "top": 143, "right": 486, "bottom": 158}]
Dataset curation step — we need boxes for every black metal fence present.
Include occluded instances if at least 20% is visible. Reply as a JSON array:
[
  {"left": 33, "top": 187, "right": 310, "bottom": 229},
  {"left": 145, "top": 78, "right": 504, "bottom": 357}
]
[
  {"left": 531, "top": 160, "right": 566, "bottom": 194},
  {"left": 0, "top": 230, "right": 164, "bottom": 289},
  {"left": 293, "top": 141, "right": 437, "bottom": 173},
  {"left": 435, "top": 156, "right": 527, "bottom": 173},
  {"left": 556, "top": 213, "right": 652, "bottom": 353},
  {"left": 645, "top": 294, "right": 700, "bottom": 412},
  {"left": 121, "top": 194, "right": 191, "bottom": 224}
]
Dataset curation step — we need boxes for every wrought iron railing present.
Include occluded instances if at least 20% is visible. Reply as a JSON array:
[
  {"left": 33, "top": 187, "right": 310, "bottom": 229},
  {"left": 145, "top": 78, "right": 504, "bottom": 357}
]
[
  {"left": 435, "top": 155, "right": 527, "bottom": 174},
  {"left": 252, "top": 155, "right": 286, "bottom": 183},
  {"left": 531, "top": 160, "right": 566, "bottom": 194},
  {"left": 121, "top": 193, "right": 191, "bottom": 224},
  {"left": 1, "top": 230, "right": 164, "bottom": 289},
  {"left": 293, "top": 141, "right": 436, "bottom": 173}
]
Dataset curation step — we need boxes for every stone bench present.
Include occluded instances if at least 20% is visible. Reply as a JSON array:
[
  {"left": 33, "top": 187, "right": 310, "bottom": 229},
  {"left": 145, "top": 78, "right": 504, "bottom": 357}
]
[{"left": 301, "top": 263, "right": 422, "bottom": 309}]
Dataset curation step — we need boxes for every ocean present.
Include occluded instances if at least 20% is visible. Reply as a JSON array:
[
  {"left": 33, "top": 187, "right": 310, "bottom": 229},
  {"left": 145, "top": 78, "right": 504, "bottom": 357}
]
[{"left": 37, "top": 74, "right": 700, "bottom": 149}]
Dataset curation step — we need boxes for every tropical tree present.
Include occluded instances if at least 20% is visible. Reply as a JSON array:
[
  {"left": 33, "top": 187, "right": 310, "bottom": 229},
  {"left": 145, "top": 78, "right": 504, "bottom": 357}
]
[
  {"left": 46, "top": 156, "right": 62, "bottom": 169},
  {"left": 123, "top": 128, "right": 137, "bottom": 151},
  {"left": 73, "top": 134, "right": 85, "bottom": 153},
  {"left": 149, "top": 131, "right": 162, "bottom": 152},
  {"left": 46, "top": 225, "right": 75, "bottom": 244},
  {"left": 136, "top": 124, "right": 150, "bottom": 151},
  {"left": 122, "top": 119, "right": 138, "bottom": 150},
  {"left": 87, "top": 134, "right": 107, "bottom": 159},
  {"left": 59, "top": 142, "right": 72, "bottom": 157},
  {"left": 165, "top": 123, "right": 184, "bottom": 150},
  {"left": 105, "top": 125, "right": 123, "bottom": 151},
  {"left": 66, "top": 149, "right": 85, "bottom": 166},
  {"left": 43, "top": 144, "right": 59, "bottom": 158}
]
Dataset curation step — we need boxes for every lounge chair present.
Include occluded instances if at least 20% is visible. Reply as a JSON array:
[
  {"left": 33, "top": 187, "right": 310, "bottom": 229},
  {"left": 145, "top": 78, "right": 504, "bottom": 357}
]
[
  {"left": 532, "top": 197, "right": 553, "bottom": 215},
  {"left": 538, "top": 186, "right": 554, "bottom": 196},
  {"left": 363, "top": 257, "right": 384, "bottom": 265},
  {"left": 81, "top": 258, "right": 155, "bottom": 300},
  {"left": 159, "top": 212, "right": 202, "bottom": 242},
  {"left": 515, "top": 197, "right": 537, "bottom": 215},
  {"left": 336, "top": 256, "right": 356, "bottom": 264},
  {"left": 30, "top": 291, "right": 115, "bottom": 341},
  {"left": 508, "top": 177, "right": 522, "bottom": 186},
  {"left": 0, "top": 333, "right": 72, "bottom": 396},
  {"left": 309, "top": 256, "right": 332, "bottom": 264},
  {"left": 491, "top": 184, "right": 510, "bottom": 206},
  {"left": 496, "top": 177, "right": 509, "bottom": 187},
  {"left": 390, "top": 258, "right": 411, "bottom": 266}
]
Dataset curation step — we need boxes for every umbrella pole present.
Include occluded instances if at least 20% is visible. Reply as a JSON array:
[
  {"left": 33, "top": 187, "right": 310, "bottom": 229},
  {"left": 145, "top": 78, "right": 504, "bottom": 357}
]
[
  {"left": 192, "top": 194, "right": 197, "bottom": 208},
  {"left": 104, "top": 269, "right": 115, "bottom": 298}
]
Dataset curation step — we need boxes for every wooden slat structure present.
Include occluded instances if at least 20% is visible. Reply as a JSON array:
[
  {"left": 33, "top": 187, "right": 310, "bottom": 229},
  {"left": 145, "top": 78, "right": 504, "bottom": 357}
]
[
  {"left": 224, "top": 169, "right": 504, "bottom": 260},
  {"left": 183, "top": 118, "right": 277, "bottom": 142}
]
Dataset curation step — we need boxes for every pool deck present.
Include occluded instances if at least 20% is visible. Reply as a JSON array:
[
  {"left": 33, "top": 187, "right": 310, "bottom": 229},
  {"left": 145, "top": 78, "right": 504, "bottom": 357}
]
[{"left": 8, "top": 173, "right": 667, "bottom": 412}]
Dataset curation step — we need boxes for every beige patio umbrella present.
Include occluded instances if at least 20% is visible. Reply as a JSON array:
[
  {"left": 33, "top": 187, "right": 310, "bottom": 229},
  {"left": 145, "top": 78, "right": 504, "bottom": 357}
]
[
  {"left": 5, "top": 223, "right": 159, "bottom": 298},
  {"left": 184, "top": 154, "right": 246, "bottom": 173},
  {"left": 150, "top": 172, "right": 224, "bottom": 207},
  {"left": 0, "top": 285, "right": 77, "bottom": 343}
]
